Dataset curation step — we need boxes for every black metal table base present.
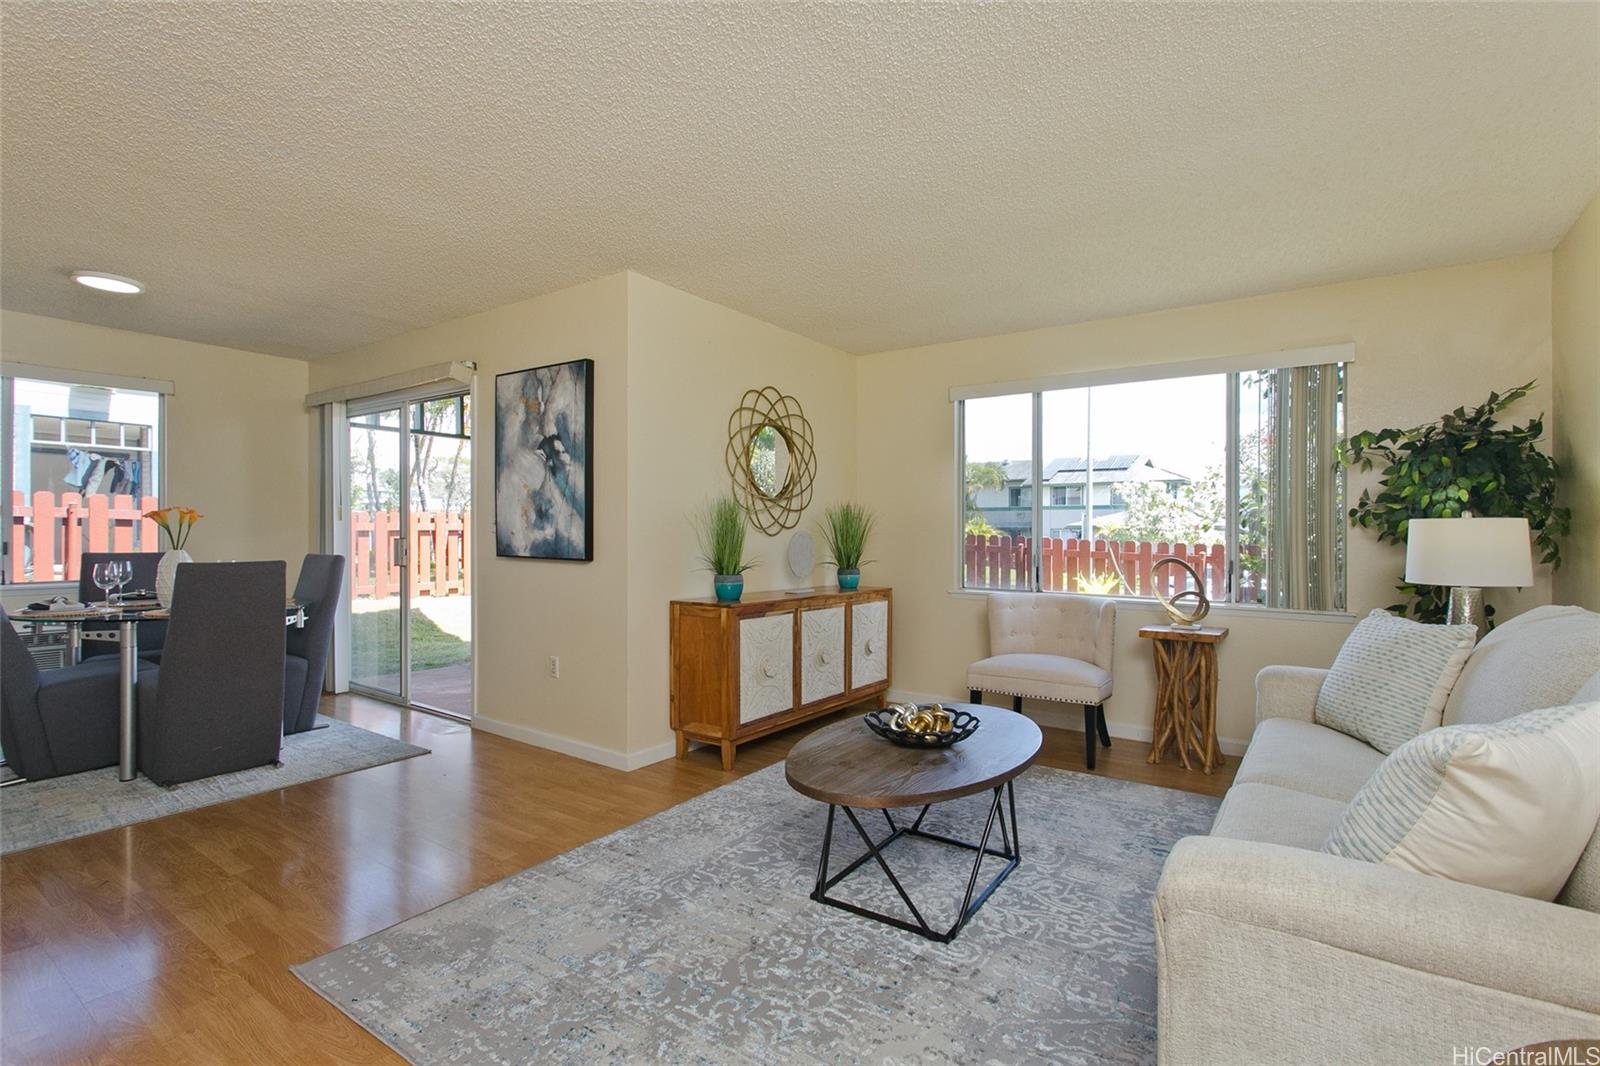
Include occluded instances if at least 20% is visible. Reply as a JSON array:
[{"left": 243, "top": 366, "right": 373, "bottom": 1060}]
[{"left": 810, "top": 781, "right": 1020, "bottom": 943}]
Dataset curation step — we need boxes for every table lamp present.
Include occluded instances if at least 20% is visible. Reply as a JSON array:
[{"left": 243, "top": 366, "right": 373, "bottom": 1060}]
[{"left": 1403, "top": 514, "right": 1533, "bottom": 634}]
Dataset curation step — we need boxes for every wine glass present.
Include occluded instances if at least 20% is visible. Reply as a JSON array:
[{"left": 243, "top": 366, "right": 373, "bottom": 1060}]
[
  {"left": 92, "top": 562, "right": 117, "bottom": 609},
  {"left": 113, "top": 560, "right": 133, "bottom": 604}
]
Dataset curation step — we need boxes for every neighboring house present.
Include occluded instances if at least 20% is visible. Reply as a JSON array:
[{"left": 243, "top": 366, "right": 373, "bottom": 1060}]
[{"left": 972, "top": 454, "right": 1189, "bottom": 539}]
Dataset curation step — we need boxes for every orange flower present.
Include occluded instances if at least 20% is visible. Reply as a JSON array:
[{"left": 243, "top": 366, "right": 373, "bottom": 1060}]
[{"left": 144, "top": 505, "right": 201, "bottom": 550}]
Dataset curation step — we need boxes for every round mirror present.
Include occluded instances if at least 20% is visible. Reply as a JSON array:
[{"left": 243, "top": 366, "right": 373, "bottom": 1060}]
[{"left": 748, "top": 424, "right": 791, "bottom": 498}]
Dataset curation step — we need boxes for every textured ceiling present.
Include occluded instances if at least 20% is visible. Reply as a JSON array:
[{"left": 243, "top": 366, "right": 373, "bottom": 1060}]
[{"left": 2, "top": 2, "right": 1597, "bottom": 360}]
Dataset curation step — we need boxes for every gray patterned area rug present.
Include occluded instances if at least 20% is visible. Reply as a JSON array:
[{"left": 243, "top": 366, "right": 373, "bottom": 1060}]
[
  {"left": 1, "top": 715, "right": 428, "bottom": 854},
  {"left": 294, "top": 763, "right": 1218, "bottom": 1065}
]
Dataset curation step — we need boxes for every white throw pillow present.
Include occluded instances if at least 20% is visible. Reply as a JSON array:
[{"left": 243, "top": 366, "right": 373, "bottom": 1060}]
[
  {"left": 1442, "top": 605, "right": 1600, "bottom": 726},
  {"left": 1314, "top": 609, "right": 1476, "bottom": 753},
  {"left": 1323, "top": 702, "right": 1600, "bottom": 900}
]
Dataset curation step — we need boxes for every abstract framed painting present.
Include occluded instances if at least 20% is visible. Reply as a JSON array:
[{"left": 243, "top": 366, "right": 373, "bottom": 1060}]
[{"left": 494, "top": 358, "right": 594, "bottom": 560}]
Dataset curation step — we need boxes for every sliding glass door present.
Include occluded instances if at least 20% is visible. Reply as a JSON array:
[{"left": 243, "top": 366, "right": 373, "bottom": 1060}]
[
  {"left": 345, "top": 392, "right": 472, "bottom": 717},
  {"left": 348, "top": 407, "right": 405, "bottom": 699}
]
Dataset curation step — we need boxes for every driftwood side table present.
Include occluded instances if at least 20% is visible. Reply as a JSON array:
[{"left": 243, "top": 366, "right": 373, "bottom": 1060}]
[{"left": 1139, "top": 624, "right": 1229, "bottom": 773}]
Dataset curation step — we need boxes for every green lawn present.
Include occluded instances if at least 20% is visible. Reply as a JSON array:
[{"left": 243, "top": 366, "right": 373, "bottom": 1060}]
[{"left": 351, "top": 608, "right": 472, "bottom": 678}]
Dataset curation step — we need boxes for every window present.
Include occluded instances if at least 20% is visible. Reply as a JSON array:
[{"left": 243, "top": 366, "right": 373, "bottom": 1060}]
[
  {"left": 960, "top": 359, "right": 1346, "bottom": 611},
  {"left": 2, "top": 375, "right": 165, "bottom": 585}
]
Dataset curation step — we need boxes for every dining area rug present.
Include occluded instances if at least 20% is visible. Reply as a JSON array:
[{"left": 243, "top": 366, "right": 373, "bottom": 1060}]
[
  {"left": 294, "top": 763, "right": 1218, "bottom": 1065},
  {"left": 1, "top": 715, "right": 428, "bottom": 854}
]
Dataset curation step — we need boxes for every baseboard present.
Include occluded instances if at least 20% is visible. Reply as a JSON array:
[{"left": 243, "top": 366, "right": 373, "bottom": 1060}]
[
  {"left": 622, "top": 739, "right": 680, "bottom": 770},
  {"left": 888, "top": 687, "right": 1249, "bottom": 757},
  {"left": 472, "top": 716, "right": 678, "bottom": 772},
  {"left": 477, "top": 689, "right": 1250, "bottom": 773}
]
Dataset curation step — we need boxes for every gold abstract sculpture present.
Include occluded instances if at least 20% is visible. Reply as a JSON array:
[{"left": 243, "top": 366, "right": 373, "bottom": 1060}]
[
  {"left": 886, "top": 702, "right": 955, "bottom": 734},
  {"left": 726, "top": 387, "right": 817, "bottom": 534},
  {"left": 1151, "top": 556, "right": 1211, "bottom": 627}
]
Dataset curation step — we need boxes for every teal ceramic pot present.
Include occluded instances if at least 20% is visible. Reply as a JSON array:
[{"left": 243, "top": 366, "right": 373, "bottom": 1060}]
[
  {"left": 714, "top": 574, "right": 744, "bottom": 603},
  {"left": 837, "top": 568, "right": 861, "bottom": 591}
]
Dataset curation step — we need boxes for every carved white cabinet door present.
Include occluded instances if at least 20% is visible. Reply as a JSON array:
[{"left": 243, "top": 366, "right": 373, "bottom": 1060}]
[
  {"left": 799, "top": 606, "right": 845, "bottom": 705},
  {"left": 851, "top": 599, "right": 888, "bottom": 688},
  {"left": 739, "top": 613, "right": 794, "bottom": 723}
]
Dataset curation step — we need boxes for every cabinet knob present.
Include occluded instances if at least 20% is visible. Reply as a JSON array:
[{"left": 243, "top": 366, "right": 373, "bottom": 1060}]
[
  {"left": 818, "top": 650, "right": 831, "bottom": 666},
  {"left": 864, "top": 638, "right": 877, "bottom": 656},
  {"left": 762, "top": 662, "right": 778, "bottom": 679}
]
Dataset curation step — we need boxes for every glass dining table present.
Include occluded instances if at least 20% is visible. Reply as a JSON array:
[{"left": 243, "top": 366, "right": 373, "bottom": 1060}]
[{"left": 11, "top": 598, "right": 310, "bottom": 781}]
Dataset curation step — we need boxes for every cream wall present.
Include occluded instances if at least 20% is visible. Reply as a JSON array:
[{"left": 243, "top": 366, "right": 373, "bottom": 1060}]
[
  {"left": 855, "top": 254, "right": 1556, "bottom": 749},
  {"left": 0, "top": 310, "right": 312, "bottom": 596},
  {"left": 1553, "top": 193, "right": 1600, "bottom": 611},
  {"left": 7, "top": 247, "right": 1570, "bottom": 769},
  {"left": 624, "top": 273, "right": 857, "bottom": 755},
  {"left": 307, "top": 274, "right": 632, "bottom": 758},
  {"left": 306, "top": 270, "right": 858, "bottom": 766}
]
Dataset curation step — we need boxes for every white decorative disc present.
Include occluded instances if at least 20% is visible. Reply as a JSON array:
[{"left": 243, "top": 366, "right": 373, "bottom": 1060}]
[{"left": 787, "top": 531, "right": 816, "bottom": 580}]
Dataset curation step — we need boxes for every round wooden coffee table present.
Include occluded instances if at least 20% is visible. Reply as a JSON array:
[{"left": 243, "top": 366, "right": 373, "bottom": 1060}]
[{"left": 785, "top": 703, "right": 1042, "bottom": 942}]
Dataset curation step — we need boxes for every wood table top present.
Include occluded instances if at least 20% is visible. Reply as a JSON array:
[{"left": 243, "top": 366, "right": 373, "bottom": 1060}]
[
  {"left": 671, "top": 585, "right": 889, "bottom": 608},
  {"left": 784, "top": 703, "right": 1042, "bottom": 809},
  {"left": 1138, "top": 624, "right": 1229, "bottom": 643}
]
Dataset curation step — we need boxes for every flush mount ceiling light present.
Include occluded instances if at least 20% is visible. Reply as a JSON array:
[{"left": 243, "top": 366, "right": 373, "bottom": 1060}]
[{"left": 69, "top": 270, "right": 144, "bottom": 295}]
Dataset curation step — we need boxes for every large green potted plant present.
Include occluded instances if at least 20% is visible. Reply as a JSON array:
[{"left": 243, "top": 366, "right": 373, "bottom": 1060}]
[
  {"left": 696, "top": 496, "right": 755, "bottom": 602},
  {"left": 820, "top": 502, "right": 876, "bottom": 591},
  {"left": 1337, "top": 381, "right": 1570, "bottom": 623}
]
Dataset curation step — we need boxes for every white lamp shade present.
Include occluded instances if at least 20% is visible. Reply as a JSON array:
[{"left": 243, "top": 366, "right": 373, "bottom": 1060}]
[{"left": 1404, "top": 517, "right": 1533, "bottom": 588}]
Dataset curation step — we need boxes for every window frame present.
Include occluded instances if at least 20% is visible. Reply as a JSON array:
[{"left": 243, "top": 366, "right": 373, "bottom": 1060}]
[
  {"left": 953, "top": 347, "right": 1351, "bottom": 612},
  {"left": 0, "top": 367, "right": 171, "bottom": 592}
]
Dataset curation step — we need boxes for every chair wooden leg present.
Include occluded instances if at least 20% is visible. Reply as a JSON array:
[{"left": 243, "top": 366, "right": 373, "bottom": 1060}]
[
  {"left": 969, "top": 689, "right": 982, "bottom": 704},
  {"left": 1012, "top": 695, "right": 1023, "bottom": 713},
  {"left": 1083, "top": 704, "right": 1097, "bottom": 770},
  {"left": 1096, "top": 705, "right": 1111, "bottom": 748}
]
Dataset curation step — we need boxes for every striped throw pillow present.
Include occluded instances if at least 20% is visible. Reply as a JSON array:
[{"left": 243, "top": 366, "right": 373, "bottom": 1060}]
[
  {"left": 1324, "top": 702, "right": 1600, "bottom": 900},
  {"left": 1314, "top": 609, "right": 1477, "bottom": 753}
]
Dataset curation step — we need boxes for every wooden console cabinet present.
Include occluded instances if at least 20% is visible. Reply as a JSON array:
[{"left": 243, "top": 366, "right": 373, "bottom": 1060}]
[{"left": 670, "top": 587, "right": 892, "bottom": 769}]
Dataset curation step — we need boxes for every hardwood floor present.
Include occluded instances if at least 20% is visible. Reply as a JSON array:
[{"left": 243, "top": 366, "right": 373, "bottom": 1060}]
[{"left": 0, "top": 694, "right": 1234, "bottom": 1064}]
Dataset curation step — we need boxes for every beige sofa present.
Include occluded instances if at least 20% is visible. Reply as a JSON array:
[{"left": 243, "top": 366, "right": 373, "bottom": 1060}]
[{"left": 1153, "top": 605, "right": 1600, "bottom": 1063}]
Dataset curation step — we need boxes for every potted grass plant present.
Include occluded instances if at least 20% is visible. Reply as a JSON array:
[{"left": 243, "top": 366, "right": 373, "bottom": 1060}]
[
  {"left": 820, "top": 502, "right": 876, "bottom": 591},
  {"left": 696, "top": 496, "right": 756, "bottom": 602}
]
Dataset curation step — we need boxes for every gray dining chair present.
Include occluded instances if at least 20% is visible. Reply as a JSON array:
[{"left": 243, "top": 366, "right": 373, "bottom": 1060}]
[
  {"left": 284, "top": 553, "right": 345, "bottom": 734},
  {"left": 135, "top": 561, "right": 286, "bottom": 786},
  {"left": 1, "top": 607, "right": 153, "bottom": 780},
  {"left": 78, "top": 551, "right": 168, "bottom": 661}
]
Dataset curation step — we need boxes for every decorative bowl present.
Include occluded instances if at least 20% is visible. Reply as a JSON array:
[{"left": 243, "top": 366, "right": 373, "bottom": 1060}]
[{"left": 863, "top": 703, "right": 981, "bottom": 748}]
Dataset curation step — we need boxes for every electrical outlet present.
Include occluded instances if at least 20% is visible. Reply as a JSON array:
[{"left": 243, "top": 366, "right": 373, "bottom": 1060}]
[{"left": 548, "top": 655, "right": 560, "bottom": 679}]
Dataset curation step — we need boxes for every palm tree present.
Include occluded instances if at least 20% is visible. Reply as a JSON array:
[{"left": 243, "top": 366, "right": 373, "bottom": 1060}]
[{"left": 964, "top": 461, "right": 1006, "bottom": 535}]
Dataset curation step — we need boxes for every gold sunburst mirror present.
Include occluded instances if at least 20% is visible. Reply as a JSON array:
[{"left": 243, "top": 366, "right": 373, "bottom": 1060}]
[{"left": 726, "top": 387, "right": 816, "bottom": 534}]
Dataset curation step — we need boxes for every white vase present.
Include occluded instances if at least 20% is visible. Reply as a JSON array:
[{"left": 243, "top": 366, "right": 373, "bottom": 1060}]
[{"left": 155, "top": 549, "right": 191, "bottom": 607}]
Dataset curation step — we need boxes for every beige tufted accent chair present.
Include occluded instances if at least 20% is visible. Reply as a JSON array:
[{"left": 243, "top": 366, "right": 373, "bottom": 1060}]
[{"left": 967, "top": 593, "right": 1117, "bottom": 769}]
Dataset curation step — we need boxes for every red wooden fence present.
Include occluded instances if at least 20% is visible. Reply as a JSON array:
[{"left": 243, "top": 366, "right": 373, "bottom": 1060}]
[
  {"left": 9, "top": 490, "right": 160, "bottom": 583},
  {"left": 964, "top": 532, "right": 1262, "bottom": 601},
  {"left": 8, "top": 491, "right": 472, "bottom": 598},
  {"left": 349, "top": 510, "right": 470, "bottom": 600}
]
